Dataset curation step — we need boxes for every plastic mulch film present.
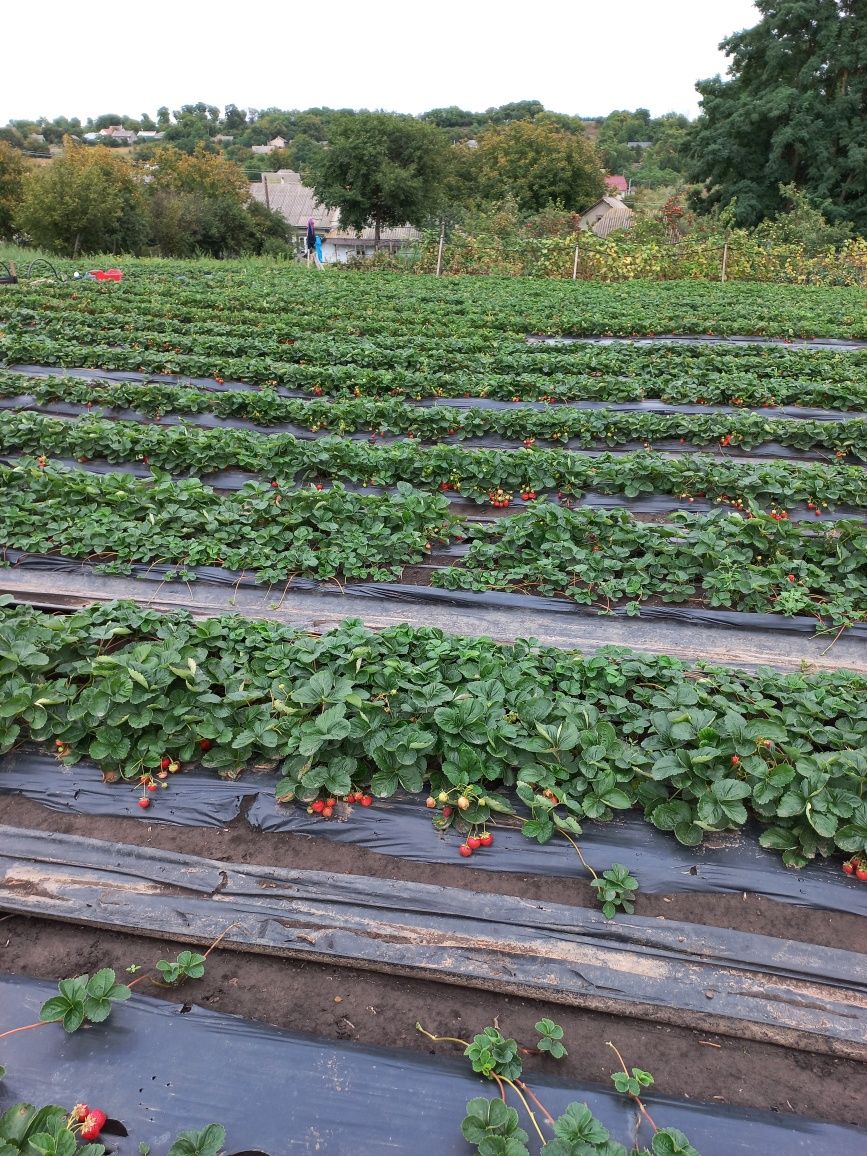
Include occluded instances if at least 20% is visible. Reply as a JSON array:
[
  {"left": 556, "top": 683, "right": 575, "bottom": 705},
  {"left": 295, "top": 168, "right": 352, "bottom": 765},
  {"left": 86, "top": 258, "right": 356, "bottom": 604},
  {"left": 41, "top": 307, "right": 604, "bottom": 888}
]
[
  {"left": 0, "top": 975, "right": 863, "bottom": 1155},
  {"left": 0, "top": 753, "right": 862, "bottom": 917},
  {"left": 526, "top": 335, "right": 867, "bottom": 350},
  {"left": 3, "top": 548, "right": 866, "bottom": 639},
  {"left": 7, "top": 363, "right": 867, "bottom": 421}
]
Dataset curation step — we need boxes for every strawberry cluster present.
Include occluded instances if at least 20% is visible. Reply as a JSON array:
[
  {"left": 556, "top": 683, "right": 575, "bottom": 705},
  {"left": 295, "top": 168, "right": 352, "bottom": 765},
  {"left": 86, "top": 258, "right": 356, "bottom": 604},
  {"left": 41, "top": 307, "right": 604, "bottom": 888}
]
[
  {"left": 842, "top": 856, "right": 867, "bottom": 882},
  {"left": 69, "top": 1103, "right": 107, "bottom": 1142},
  {"left": 308, "top": 792, "right": 374, "bottom": 819}
]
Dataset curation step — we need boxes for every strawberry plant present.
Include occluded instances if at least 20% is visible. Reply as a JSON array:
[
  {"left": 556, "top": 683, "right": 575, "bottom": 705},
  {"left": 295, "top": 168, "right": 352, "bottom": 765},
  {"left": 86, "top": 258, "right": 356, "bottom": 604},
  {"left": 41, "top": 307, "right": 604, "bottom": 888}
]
[
  {"left": 3, "top": 369, "right": 866, "bottom": 459},
  {"left": 0, "top": 1105, "right": 228, "bottom": 1156},
  {"left": 419, "top": 1023, "right": 700, "bottom": 1155},
  {"left": 37, "top": 969, "right": 131, "bottom": 1034},
  {"left": 535, "top": 1019, "right": 567, "bottom": 1060},
  {"left": 590, "top": 865, "right": 639, "bottom": 919},
  {"left": 0, "top": 462, "right": 457, "bottom": 584},
  {"left": 434, "top": 505, "right": 867, "bottom": 630},
  {"left": 0, "top": 601, "right": 864, "bottom": 867}
]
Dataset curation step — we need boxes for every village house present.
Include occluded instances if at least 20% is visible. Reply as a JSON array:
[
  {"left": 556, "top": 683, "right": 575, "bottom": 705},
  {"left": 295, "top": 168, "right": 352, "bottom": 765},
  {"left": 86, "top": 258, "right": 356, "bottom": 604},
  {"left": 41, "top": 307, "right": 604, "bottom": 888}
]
[
  {"left": 580, "top": 195, "right": 634, "bottom": 238},
  {"left": 251, "top": 135, "right": 289, "bottom": 156},
  {"left": 98, "top": 125, "right": 137, "bottom": 144},
  {"left": 249, "top": 171, "right": 421, "bottom": 261}
]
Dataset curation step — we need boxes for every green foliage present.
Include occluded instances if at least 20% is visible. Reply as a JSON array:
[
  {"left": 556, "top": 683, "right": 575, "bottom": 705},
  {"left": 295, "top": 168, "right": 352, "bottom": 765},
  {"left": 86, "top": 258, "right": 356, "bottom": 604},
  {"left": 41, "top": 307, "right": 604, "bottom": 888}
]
[
  {"left": 687, "top": 1, "right": 867, "bottom": 233},
  {"left": 0, "top": 600, "right": 864, "bottom": 866},
  {"left": 38, "top": 969, "right": 131, "bottom": 1032},
  {"left": 435, "top": 505, "right": 867, "bottom": 631},
  {"left": 465, "top": 1028, "right": 523, "bottom": 1081},
  {"left": 0, "top": 1105, "right": 105, "bottom": 1156},
  {"left": 612, "top": 1067, "right": 654, "bottom": 1097},
  {"left": 535, "top": 1019, "right": 567, "bottom": 1059},
  {"left": 476, "top": 121, "right": 605, "bottom": 213},
  {"left": 0, "top": 463, "right": 456, "bottom": 585},
  {"left": 166, "top": 1124, "right": 225, "bottom": 1156},
  {"left": 306, "top": 112, "right": 447, "bottom": 240},
  {"left": 4, "top": 366, "right": 867, "bottom": 457},
  {"left": 155, "top": 950, "right": 206, "bottom": 984},
  {"left": 14, "top": 139, "right": 146, "bottom": 256},
  {"left": 461, "top": 1098, "right": 530, "bottom": 1156},
  {"left": 590, "top": 865, "right": 639, "bottom": 920},
  {"left": 0, "top": 142, "right": 26, "bottom": 240}
]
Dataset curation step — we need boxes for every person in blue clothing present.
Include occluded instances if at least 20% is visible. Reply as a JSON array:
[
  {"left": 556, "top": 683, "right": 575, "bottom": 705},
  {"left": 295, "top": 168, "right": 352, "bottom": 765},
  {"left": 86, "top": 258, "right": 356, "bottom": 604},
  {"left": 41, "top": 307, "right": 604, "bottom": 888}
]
[{"left": 306, "top": 218, "right": 323, "bottom": 268}]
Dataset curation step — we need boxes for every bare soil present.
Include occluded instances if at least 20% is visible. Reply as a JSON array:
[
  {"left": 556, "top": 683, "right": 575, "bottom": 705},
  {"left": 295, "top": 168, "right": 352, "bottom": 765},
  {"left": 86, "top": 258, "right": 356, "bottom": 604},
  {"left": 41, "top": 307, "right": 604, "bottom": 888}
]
[{"left": 1, "top": 793, "right": 865, "bottom": 1129}]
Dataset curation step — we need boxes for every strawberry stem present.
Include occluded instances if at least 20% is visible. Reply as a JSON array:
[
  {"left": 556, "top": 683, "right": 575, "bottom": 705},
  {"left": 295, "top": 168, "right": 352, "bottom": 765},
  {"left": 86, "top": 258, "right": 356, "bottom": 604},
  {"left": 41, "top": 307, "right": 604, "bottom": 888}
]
[
  {"left": 0, "top": 1018, "right": 54, "bottom": 1040},
  {"left": 415, "top": 1023, "right": 469, "bottom": 1048}
]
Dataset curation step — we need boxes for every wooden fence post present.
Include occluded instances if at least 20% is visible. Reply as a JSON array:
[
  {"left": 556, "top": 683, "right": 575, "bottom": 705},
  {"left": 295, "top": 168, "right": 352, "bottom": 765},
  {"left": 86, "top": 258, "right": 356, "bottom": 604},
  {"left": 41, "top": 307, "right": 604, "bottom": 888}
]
[
  {"left": 436, "top": 220, "right": 445, "bottom": 276},
  {"left": 721, "top": 241, "right": 729, "bottom": 283},
  {"left": 572, "top": 242, "right": 580, "bottom": 281}
]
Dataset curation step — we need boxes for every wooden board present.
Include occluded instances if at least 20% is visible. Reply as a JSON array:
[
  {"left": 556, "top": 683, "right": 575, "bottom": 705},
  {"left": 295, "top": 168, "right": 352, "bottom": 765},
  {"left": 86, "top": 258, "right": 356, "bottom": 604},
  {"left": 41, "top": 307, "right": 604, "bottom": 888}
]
[
  {"left": 0, "top": 825, "right": 865, "bottom": 1060},
  {"left": 2, "top": 567, "right": 866, "bottom": 675}
]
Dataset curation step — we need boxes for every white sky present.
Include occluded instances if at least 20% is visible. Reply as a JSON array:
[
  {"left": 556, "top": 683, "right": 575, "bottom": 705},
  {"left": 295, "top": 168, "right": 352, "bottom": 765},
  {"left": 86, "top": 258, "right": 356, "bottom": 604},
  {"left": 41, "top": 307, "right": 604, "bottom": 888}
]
[{"left": 2, "top": 0, "right": 759, "bottom": 125}]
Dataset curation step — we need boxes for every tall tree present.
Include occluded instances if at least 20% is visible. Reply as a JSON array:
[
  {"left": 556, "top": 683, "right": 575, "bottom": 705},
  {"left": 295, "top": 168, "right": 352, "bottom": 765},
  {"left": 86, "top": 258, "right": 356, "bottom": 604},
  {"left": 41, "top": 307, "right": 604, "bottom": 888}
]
[
  {"left": 306, "top": 112, "right": 447, "bottom": 244},
  {"left": 146, "top": 144, "right": 250, "bottom": 256},
  {"left": 476, "top": 120, "right": 605, "bottom": 213},
  {"left": 0, "top": 141, "right": 26, "bottom": 238},
  {"left": 687, "top": 1, "right": 867, "bottom": 231},
  {"left": 15, "top": 138, "right": 146, "bottom": 254}
]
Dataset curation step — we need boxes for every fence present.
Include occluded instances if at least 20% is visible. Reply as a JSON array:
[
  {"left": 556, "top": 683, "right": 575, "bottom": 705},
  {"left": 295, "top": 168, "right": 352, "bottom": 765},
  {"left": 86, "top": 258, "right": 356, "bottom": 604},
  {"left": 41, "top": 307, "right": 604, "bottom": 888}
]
[{"left": 395, "top": 230, "right": 867, "bottom": 287}]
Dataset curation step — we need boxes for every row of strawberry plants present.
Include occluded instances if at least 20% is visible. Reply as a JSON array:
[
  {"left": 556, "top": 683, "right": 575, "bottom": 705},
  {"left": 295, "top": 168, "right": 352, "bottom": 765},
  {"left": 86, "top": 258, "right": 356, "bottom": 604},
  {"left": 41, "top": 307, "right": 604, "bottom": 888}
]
[
  {"left": 4, "top": 267, "right": 864, "bottom": 336},
  {"left": 1, "top": 372, "right": 863, "bottom": 458},
  {"left": 1, "top": 599, "right": 864, "bottom": 866},
  {"left": 9, "top": 312, "right": 867, "bottom": 380},
  {"left": 5, "top": 334, "right": 867, "bottom": 410},
  {"left": 5, "top": 461, "right": 864, "bottom": 627},
  {"left": 0, "top": 463, "right": 455, "bottom": 583},
  {"left": 2, "top": 414, "right": 865, "bottom": 508},
  {"left": 433, "top": 505, "right": 867, "bottom": 629}
]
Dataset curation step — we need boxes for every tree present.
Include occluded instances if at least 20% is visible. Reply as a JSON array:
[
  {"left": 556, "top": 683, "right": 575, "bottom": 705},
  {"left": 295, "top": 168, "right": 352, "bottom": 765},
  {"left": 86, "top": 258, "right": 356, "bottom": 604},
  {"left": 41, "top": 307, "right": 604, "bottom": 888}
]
[
  {"left": 306, "top": 112, "right": 447, "bottom": 244},
  {"left": 476, "top": 120, "right": 605, "bottom": 213},
  {"left": 687, "top": 1, "right": 867, "bottom": 232},
  {"left": 146, "top": 144, "right": 252, "bottom": 256},
  {"left": 0, "top": 141, "right": 26, "bottom": 238},
  {"left": 14, "top": 138, "right": 146, "bottom": 254}
]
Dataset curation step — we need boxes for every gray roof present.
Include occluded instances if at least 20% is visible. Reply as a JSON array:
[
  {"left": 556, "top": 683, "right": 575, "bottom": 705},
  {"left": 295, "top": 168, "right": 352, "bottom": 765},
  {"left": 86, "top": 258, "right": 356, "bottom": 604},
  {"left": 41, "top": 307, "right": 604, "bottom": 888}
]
[
  {"left": 591, "top": 204, "right": 634, "bottom": 238},
  {"left": 249, "top": 181, "right": 337, "bottom": 230},
  {"left": 249, "top": 176, "right": 420, "bottom": 242}
]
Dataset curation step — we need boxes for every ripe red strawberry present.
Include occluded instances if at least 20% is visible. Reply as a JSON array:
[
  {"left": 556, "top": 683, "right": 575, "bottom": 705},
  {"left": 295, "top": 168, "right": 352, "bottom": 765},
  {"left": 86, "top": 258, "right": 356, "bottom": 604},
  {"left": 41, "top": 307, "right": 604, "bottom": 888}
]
[
  {"left": 70, "top": 1104, "right": 89, "bottom": 1123},
  {"left": 442, "top": 805, "right": 453, "bottom": 818},
  {"left": 326, "top": 798, "right": 336, "bottom": 808},
  {"left": 80, "top": 1109, "right": 107, "bottom": 1141},
  {"left": 147, "top": 782, "right": 158, "bottom": 792},
  {"left": 842, "top": 860, "right": 855, "bottom": 875},
  {"left": 311, "top": 800, "right": 325, "bottom": 813},
  {"left": 856, "top": 867, "right": 867, "bottom": 883},
  {"left": 467, "top": 836, "right": 482, "bottom": 850},
  {"left": 160, "top": 757, "right": 171, "bottom": 770},
  {"left": 322, "top": 806, "right": 334, "bottom": 818},
  {"left": 138, "top": 797, "right": 150, "bottom": 809},
  {"left": 458, "top": 844, "right": 473, "bottom": 858},
  {"left": 360, "top": 795, "right": 373, "bottom": 807},
  {"left": 198, "top": 738, "right": 212, "bottom": 750},
  {"left": 787, "top": 575, "right": 795, "bottom": 583},
  {"left": 479, "top": 832, "right": 493, "bottom": 847},
  {"left": 731, "top": 756, "right": 740, "bottom": 765}
]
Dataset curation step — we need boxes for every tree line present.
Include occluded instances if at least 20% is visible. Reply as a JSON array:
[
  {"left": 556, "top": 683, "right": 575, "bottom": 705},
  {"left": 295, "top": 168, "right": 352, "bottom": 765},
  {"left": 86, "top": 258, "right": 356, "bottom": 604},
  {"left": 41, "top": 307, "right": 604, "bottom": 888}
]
[{"left": 1, "top": 1, "right": 863, "bottom": 256}]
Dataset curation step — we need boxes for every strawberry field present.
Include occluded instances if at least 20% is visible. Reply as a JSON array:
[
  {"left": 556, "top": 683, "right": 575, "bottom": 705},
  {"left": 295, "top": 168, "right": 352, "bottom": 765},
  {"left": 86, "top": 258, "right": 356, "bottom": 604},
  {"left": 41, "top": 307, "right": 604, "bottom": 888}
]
[{"left": 0, "top": 260, "right": 865, "bottom": 1155}]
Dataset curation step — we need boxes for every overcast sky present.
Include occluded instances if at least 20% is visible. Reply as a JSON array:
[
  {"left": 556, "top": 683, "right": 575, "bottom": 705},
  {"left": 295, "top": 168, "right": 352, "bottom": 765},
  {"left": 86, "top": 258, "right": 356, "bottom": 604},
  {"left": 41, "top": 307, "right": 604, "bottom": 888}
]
[{"left": 3, "top": 0, "right": 759, "bottom": 125}]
